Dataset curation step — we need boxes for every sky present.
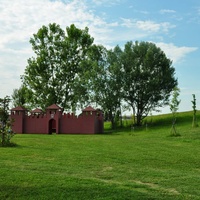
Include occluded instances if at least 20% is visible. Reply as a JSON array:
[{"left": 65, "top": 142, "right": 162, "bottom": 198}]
[{"left": 0, "top": 0, "right": 199, "bottom": 114}]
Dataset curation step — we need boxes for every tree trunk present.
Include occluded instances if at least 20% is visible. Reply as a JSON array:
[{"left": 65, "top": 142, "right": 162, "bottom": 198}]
[
  {"left": 136, "top": 114, "right": 142, "bottom": 126},
  {"left": 109, "top": 110, "right": 115, "bottom": 129},
  {"left": 132, "top": 106, "right": 135, "bottom": 125}
]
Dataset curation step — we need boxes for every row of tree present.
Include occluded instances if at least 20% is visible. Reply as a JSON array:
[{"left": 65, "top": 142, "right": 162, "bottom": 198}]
[{"left": 12, "top": 23, "right": 177, "bottom": 127}]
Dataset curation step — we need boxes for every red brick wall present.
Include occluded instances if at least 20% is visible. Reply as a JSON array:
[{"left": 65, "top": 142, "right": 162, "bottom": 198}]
[
  {"left": 24, "top": 115, "right": 47, "bottom": 134},
  {"left": 59, "top": 113, "right": 96, "bottom": 134},
  {"left": 11, "top": 107, "right": 103, "bottom": 134}
]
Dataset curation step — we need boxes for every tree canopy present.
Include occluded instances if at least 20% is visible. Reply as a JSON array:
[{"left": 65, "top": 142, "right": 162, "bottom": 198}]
[
  {"left": 11, "top": 85, "right": 28, "bottom": 108},
  {"left": 22, "top": 23, "right": 94, "bottom": 110},
  {"left": 88, "top": 45, "right": 123, "bottom": 128},
  {"left": 16, "top": 24, "right": 178, "bottom": 127},
  {"left": 121, "top": 41, "right": 177, "bottom": 125}
]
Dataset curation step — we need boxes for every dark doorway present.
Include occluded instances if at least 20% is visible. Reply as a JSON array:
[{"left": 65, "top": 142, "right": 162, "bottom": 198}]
[{"left": 49, "top": 119, "right": 56, "bottom": 134}]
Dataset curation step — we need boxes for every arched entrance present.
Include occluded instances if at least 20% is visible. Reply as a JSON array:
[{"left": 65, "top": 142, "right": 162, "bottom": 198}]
[{"left": 49, "top": 119, "right": 56, "bottom": 134}]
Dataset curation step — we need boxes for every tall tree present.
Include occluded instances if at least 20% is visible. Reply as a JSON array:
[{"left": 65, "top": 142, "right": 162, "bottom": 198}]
[
  {"left": 88, "top": 45, "right": 123, "bottom": 129},
  {"left": 22, "top": 23, "right": 94, "bottom": 110},
  {"left": 122, "top": 41, "right": 177, "bottom": 126}
]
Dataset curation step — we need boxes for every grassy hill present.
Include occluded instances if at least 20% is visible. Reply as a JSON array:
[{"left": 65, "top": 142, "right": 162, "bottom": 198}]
[{"left": 1, "top": 111, "right": 200, "bottom": 199}]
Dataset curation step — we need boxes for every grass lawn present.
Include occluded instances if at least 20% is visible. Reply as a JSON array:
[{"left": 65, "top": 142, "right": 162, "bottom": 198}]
[{"left": 1, "top": 111, "right": 200, "bottom": 199}]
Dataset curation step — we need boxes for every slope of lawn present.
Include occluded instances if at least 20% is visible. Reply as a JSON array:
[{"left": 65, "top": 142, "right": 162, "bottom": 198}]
[{"left": 1, "top": 111, "right": 200, "bottom": 199}]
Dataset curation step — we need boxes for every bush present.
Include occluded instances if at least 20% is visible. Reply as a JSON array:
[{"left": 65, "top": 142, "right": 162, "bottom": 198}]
[
  {"left": 0, "top": 124, "right": 16, "bottom": 147},
  {"left": 0, "top": 96, "right": 16, "bottom": 147}
]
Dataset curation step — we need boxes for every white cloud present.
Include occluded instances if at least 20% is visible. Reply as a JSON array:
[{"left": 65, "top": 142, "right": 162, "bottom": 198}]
[
  {"left": 121, "top": 18, "right": 176, "bottom": 33},
  {"left": 155, "top": 42, "right": 198, "bottom": 63},
  {"left": 0, "top": 0, "right": 127, "bottom": 97},
  {"left": 0, "top": 0, "right": 110, "bottom": 42},
  {"left": 0, "top": 0, "right": 110, "bottom": 97},
  {"left": 160, "top": 9, "right": 176, "bottom": 14},
  {"left": 92, "top": 0, "right": 123, "bottom": 6},
  {"left": 136, "top": 21, "right": 175, "bottom": 33}
]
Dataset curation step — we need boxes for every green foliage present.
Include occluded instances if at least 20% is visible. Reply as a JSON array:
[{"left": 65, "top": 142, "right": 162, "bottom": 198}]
[
  {"left": 0, "top": 96, "right": 16, "bottom": 147},
  {"left": 121, "top": 41, "right": 177, "bottom": 126},
  {"left": 11, "top": 85, "right": 32, "bottom": 109},
  {"left": 169, "top": 87, "right": 181, "bottom": 136},
  {"left": 191, "top": 94, "right": 198, "bottom": 127},
  {"left": 170, "top": 87, "right": 181, "bottom": 115},
  {"left": 19, "top": 24, "right": 178, "bottom": 126},
  {"left": 0, "top": 125, "right": 15, "bottom": 147},
  {"left": 88, "top": 45, "right": 123, "bottom": 129},
  {"left": 22, "top": 23, "right": 94, "bottom": 111}
]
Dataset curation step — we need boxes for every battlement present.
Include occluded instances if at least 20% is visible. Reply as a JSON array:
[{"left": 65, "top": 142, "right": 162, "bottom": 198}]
[{"left": 28, "top": 114, "right": 46, "bottom": 119}]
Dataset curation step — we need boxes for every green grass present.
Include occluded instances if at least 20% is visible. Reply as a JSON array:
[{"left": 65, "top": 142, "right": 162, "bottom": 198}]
[{"left": 1, "top": 111, "right": 200, "bottom": 199}]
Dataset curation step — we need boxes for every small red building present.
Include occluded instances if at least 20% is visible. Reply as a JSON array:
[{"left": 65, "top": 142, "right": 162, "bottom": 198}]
[{"left": 10, "top": 104, "right": 103, "bottom": 134}]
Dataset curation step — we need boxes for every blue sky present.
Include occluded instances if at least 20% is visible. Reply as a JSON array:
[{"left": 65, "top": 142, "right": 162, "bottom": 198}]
[{"left": 0, "top": 0, "right": 199, "bottom": 114}]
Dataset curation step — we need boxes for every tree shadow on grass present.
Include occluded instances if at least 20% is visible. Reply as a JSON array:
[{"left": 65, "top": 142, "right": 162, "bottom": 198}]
[{"left": 0, "top": 177, "right": 182, "bottom": 200}]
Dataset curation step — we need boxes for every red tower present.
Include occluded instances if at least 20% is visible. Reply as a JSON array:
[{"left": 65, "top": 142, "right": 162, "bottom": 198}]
[
  {"left": 10, "top": 106, "right": 27, "bottom": 133},
  {"left": 46, "top": 104, "right": 62, "bottom": 134}
]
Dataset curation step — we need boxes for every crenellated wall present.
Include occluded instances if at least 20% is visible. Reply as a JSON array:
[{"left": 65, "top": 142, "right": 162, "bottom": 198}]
[
  {"left": 10, "top": 104, "right": 104, "bottom": 134},
  {"left": 59, "top": 112, "right": 101, "bottom": 134}
]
